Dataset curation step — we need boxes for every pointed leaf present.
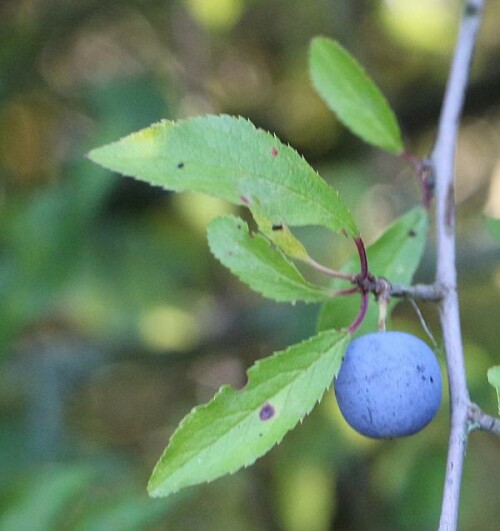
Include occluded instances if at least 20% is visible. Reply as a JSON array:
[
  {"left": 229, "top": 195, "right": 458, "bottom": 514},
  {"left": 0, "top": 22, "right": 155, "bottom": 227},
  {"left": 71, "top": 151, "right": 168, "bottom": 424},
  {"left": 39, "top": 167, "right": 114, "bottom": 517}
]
[
  {"left": 207, "top": 215, "right": 331, "bottom": 303},
  {"left": 310, "top": 37, "right": 403, "bottom": 154},
  {"left": 88, "top": 115, "right": 358, "bottom": 236},
  {"left": 487, "top": 366, "right": 500, "bottom": 414},
  {"left": 317, "top": 206, "right": 428, "bottom": 334},
  {"left": 148, "top": 329, "right": 349, "bottom": 497}
]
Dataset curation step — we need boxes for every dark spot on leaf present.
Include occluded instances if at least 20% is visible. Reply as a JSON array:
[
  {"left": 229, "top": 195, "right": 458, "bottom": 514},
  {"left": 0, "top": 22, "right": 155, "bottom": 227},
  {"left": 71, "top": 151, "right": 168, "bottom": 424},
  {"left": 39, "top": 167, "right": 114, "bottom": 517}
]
[
  {"left": 416, "top": 364, "right": 425, "bottom": 373},
  {"left": 177, "top": 162, "right": 185, "bottom": 169},
  {"left": 272, "top": 224, "right": 283, "bottom": 231},
  {"left": 259, "top": 403, "right": 275, "bottom": 421},
  {"left": 421, "top": 375, "right": 426, "bottom": 381},
  {"left": 408, "top": 229, "right": 417, "bottom": 237},
  {"left": 240, "top": 195, "right": 250, "bottom": 205},
  {"left": 430, "top": 376, "right": 434, "bottom": 383},
  {"left": 271, "top": 147, "right": 278, "bottom": 157}
]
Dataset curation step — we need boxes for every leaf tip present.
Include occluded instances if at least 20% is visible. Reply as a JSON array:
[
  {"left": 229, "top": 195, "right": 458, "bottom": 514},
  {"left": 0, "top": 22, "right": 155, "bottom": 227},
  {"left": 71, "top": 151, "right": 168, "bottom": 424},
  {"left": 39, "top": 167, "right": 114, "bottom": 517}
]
[
  {"left": 147, "top": 469, "right": 179, "bottom": 499},
  {"left": 86, "top": 147, "right": 100, "bottom": 164},
  {"left": 308, "top": 35, "right": 404, "bottom": 154}
]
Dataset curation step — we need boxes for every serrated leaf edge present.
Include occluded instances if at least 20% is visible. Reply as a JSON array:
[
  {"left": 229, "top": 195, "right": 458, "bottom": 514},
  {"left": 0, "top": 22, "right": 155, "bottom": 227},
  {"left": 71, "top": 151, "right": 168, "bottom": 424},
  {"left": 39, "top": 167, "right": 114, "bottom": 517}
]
[
  {"left": 207, "top": 215, "right": 331, "bottom": 303},
  {"left": 88, "top": 114, "right": 359, "bottom": 236},
  {"left": 147, "top": 329, "right": 349, "bottom": 497}
]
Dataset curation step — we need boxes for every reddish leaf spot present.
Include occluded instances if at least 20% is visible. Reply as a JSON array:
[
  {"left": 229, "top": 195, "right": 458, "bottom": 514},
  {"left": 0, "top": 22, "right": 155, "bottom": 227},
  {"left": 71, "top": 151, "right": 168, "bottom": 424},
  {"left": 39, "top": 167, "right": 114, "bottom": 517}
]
[
  {"left": 341, "top": 229, "right": 348, "bottom": 238},
  {"left": 259, "top": 403, "right": 275, "bottom": 421},
  {"left": 271, "top": 147, "right": 278, "bottom": 157},
  {"left": 240, "top": 195, "right": 251, "bottom": 205}
]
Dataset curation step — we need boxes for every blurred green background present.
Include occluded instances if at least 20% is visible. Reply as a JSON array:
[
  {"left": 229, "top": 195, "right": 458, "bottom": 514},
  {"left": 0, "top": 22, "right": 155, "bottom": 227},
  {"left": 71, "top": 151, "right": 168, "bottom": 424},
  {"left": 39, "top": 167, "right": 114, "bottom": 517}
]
[{"left": 1, "top": 0, "right": 499, "bottom": 529}]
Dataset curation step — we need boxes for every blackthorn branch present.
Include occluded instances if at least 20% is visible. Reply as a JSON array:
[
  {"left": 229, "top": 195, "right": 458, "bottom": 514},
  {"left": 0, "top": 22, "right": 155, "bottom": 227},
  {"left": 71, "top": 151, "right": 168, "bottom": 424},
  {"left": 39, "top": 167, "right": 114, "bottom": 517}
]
[
  {"left": 331, "top": 4, "right": 499, "bottom": 527},
  {"left": 430, "top": 1, "right": 489, "bottom": 529}
]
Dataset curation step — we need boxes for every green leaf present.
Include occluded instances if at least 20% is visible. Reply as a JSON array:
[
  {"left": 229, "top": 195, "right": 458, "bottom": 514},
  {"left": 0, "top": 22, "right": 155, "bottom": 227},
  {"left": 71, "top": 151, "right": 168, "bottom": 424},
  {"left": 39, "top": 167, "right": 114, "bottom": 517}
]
[
  {"left": 207, "top": 215, "right": 331, "bottom": 303},
  {"left": 317, "top": 206, "right": 428, "bottom": 334},
  {"left": 251, "top": 210, "right": 311, "bottom": 261},
  {"left": 487, "top": 366, "right": 500, "bottom": 414},
  {"left": 484, "top": 216, "right": 500, "bottom": 239},
  {"left": 88, "top": 115, "right": 358, "bottom": 236},
  {"left": 310, "top": 37, "right": 403, "bottom": 154},
  {"left": 148, "top": 329, "right": 350, "bottom": 497}
]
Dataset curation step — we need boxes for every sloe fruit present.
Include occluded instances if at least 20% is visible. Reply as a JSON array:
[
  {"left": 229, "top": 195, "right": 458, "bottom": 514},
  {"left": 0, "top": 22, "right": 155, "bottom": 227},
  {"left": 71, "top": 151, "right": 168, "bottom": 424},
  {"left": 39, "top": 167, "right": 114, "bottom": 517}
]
[{"left": 334, "top": 331, "right": 442, "bottom": 438}]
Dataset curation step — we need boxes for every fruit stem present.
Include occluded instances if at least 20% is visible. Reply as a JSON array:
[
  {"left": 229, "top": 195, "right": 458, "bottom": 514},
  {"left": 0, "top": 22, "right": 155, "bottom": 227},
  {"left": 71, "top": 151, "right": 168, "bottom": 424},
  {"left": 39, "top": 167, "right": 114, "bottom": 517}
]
[{"left": 374, "top": 277, "right": 391, "bottom": 332}]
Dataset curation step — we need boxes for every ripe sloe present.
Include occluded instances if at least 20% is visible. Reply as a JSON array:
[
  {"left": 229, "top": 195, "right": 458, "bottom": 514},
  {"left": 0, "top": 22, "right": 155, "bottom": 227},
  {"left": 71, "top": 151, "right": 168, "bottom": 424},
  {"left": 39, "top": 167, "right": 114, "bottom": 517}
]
[{"left": 334, "top": 331, "right": 442, "bottom": 438}]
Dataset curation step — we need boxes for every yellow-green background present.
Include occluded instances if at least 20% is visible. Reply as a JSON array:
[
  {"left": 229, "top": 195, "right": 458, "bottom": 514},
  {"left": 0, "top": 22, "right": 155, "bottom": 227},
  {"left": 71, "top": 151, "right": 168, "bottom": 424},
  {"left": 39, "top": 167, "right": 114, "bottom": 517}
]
[{"left": 1, "top": 0, "right": 499, "bottom": 529}]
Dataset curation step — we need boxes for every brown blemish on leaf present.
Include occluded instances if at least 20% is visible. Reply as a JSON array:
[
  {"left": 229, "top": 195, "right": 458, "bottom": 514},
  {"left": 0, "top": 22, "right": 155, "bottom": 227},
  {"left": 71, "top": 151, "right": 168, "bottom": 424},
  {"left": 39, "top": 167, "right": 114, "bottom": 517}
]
[{"left": 259, "top": 403, "right": 275, "bottom": 421}]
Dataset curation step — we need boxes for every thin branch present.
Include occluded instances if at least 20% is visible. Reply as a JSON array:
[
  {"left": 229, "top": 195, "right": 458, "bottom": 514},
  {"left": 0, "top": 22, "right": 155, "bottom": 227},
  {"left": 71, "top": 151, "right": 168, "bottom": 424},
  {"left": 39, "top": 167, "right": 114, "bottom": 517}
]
[
  {"left": 468, "top": 403, "right": 500, "bottom": 436},
  {"left": 388, "top": 282, "right": 442, "bottom": 301},
  {"left": 431, "top": 2, "right": 485, "bottom": 530}
]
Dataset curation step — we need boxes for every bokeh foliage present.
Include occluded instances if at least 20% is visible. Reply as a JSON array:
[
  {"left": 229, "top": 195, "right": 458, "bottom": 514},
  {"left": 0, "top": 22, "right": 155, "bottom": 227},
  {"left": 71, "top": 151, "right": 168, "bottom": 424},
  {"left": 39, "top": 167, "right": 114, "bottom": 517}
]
[{"left": 1, "top": 0, "right": 500, "bottom": 529}]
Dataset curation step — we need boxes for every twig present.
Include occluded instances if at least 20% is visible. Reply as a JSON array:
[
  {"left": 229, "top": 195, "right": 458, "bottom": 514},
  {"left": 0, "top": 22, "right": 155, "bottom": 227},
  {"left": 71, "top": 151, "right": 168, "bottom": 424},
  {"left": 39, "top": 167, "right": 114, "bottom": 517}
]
[
  {"left": 388, "top": 282, "right": 442, "bottom": 301},
  {"left": 468, "top": 404, "right": 500, "bottom": 436},
  {"left": 431, "top": 1, "right": 485, "bottom": 530}
]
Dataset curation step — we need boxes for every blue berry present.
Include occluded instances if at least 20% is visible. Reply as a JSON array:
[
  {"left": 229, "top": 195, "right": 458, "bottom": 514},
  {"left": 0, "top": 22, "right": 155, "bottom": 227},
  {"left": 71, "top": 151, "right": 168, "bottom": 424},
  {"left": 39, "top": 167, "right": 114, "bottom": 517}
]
[{"left": 334, "top": 331, "right": 442, "bottom": 438}]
